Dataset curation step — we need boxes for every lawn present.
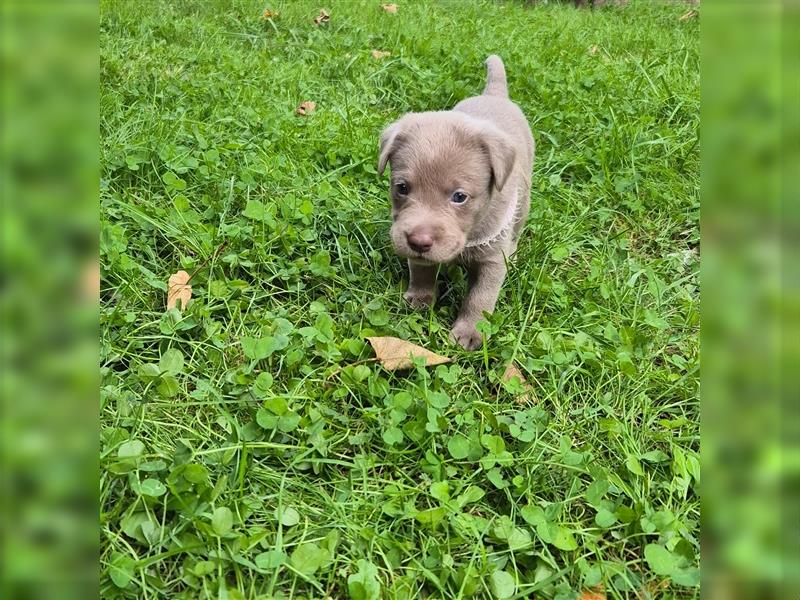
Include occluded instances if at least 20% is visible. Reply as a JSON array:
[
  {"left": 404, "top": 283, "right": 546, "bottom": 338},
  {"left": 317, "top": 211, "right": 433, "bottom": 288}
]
[{"left": 100, "top": 1, "right": 699, "bottom": 598}]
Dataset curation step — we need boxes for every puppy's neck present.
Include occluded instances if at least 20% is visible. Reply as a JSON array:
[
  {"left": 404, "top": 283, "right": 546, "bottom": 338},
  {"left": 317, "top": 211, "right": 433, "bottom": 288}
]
[{"left": 465, "top": 188, "right": 519, "bottom": 248}]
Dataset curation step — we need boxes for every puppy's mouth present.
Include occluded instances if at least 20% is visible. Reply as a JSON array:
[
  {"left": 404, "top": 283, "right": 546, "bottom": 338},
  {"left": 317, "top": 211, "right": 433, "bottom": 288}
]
[
  {"left": 390, "top": 223, "right": 465, "bottom": 263},
  {"left": 395, "top": 244, "right": 464, "bottom": 264}
]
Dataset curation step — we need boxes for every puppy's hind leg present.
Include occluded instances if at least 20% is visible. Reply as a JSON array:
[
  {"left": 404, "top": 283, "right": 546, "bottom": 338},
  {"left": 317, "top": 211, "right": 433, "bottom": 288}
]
[{"left": 404, "top": 260, "right": 438, "bottom": 309}]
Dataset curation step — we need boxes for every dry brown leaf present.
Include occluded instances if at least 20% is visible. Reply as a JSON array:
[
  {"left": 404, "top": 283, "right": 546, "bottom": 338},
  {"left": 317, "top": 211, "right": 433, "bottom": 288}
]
[
  {"left": 313, "top": 9, "right": 330, "bottom": 25},
  {"left": 501, "top": 362, "right": 537, "bottom": 405},
  {"left": 381, "top": 3, "right": 398, "bottom": 13},
  {"left": 371, "top": 50, "right": 391, "bottom": 60},
  {"left": 366, "top": 336, "right": 451, "bottom": 371},
  {"left": 579, "top": 585, "right": 606, "bottom": 600},
  {"left": 296, "top": 100, "right": 316, "bottom": 116},
  {"left": 679, "top": 9, "right": 698, "bottom": 21},
  {"left": 262, "top": 8, "right": 278, "bottom": 19},
  {"left": 167, "top": 270, "right": 192, "bottom": 311}
]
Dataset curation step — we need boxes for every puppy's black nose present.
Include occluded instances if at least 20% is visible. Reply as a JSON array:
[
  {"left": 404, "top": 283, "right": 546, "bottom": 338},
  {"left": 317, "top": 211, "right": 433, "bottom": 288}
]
[{"left": 407, "top": 230, "right": 434, "bottom": 253}]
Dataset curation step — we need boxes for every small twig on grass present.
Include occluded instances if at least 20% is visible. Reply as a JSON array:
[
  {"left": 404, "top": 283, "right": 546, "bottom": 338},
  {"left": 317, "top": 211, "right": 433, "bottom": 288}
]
[{"left": 186, "top": 241, "right": 228, "bottom": 283}]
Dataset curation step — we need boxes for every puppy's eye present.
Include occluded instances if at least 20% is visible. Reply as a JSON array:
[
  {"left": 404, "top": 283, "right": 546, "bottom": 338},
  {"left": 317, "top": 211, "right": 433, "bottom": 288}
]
[
  {"left": 451, "top": 191, "right": 469, "bottom": 204},
  {"left": 394, "top": 182, "right": 409, "bottom": 196}
]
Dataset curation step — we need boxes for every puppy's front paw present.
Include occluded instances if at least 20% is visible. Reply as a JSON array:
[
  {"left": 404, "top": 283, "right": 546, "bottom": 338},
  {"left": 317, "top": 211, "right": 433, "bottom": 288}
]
[
  {"left": 450, "top": 320, "right": 483, "bottom": 351},
  {"left": 404, "top": 288, "right": 434, "bottom": 310}
]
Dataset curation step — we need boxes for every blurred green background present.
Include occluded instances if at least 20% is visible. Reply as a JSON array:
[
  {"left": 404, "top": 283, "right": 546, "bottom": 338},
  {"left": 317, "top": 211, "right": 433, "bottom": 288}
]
[
  {"left": 701, "top": 0, "right": 799, "bottom": 597},
  {"left": 1, "top": 2, "right": 97, "bottom": 599}
]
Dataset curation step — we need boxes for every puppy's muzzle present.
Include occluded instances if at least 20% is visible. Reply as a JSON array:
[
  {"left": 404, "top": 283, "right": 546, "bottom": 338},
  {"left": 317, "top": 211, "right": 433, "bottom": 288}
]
[{"left": 406, "top": 227, "right": 434, "bottom": 254}]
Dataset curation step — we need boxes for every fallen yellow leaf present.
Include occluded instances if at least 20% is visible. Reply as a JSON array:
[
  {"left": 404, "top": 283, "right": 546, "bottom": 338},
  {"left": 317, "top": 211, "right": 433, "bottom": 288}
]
[
  {"left": 296, "top": 100, "right": 316, "bottom": 116},
  {"left": 579, "top": 585, "right": 606, "bottom": 600},
  {"left": 501, "top": 362, "right": 537, "bottom": 405},
  {"left": 366, "top": 336, "right": 451, "bottom": 370},
  {"left": 371, "top": 49, "right": 391, "bottom": 60},
  {"left": 313, "top": 9, "right": 330, "bottom": 25},
  {"left": 679, "top": 9, "right": 698, "bottom": 21},
  {"left": 381, "top": 3, "right": 398, "bottom": 14},
  {"left": 262, "top": 8, "right": 278, "bottom": 19},
  {"left": 167, "top": 270, "right": 192, "bottom": 311}
]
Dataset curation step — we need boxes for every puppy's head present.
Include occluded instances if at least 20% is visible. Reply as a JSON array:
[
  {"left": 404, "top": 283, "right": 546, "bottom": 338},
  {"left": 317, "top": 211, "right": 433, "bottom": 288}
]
[{"left": 378, "top": 112, "right": 515, "bottom": 263}]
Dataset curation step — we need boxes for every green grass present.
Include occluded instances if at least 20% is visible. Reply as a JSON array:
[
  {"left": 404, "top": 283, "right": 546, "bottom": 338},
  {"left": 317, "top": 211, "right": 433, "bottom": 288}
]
[{"left": 100, "top": 1, "right": 699, "bottom": 598}]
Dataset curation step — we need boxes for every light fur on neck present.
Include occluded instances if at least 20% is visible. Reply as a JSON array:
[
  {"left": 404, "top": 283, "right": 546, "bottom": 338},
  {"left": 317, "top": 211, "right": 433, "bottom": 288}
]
[{"left": 465, "top": 189, "right": 519, "bottom": 248}]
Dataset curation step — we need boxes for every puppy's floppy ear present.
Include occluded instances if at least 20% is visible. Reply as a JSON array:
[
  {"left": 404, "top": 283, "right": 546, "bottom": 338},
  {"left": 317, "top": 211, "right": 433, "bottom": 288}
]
[
  {"left": 478, "top": 124, "right": 516, "bottom": 191},
  {"left": 378, "top": 121, "right": 402, "bottom": 176}
]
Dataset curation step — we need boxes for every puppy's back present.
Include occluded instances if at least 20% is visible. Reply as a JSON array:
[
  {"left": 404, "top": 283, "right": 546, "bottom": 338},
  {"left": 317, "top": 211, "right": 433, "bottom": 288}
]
[{"left": 454, "top": 56, "right": 534, "bottom": 172}]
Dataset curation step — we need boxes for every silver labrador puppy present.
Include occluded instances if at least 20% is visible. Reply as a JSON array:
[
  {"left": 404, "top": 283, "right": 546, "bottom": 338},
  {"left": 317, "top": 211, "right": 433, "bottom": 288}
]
[{"left": 378, "top": 55, "right": 534, "bottom": 350}]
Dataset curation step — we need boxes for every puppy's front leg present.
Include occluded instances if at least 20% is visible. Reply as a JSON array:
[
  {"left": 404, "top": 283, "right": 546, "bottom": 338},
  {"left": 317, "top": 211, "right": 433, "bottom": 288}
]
[
  {"left": 451, "top": 260, "right": 507, "bottom": 350},
  {"left": 404, "top": 260, "right": 437, "bottom": 309}
]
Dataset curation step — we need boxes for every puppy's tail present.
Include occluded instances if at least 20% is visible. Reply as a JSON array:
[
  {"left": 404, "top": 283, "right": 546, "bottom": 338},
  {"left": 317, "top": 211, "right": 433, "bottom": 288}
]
[{"left": 482, "top": 55, "right": 508, "bottom": 98}]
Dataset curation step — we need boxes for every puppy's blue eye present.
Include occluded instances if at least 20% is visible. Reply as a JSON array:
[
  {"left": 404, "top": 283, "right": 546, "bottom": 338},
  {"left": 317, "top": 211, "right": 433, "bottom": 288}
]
[
  {"left": 451, "top": 191, "right": 469, "bottom": 204},
  {"left": 395, "top": 182, "right": 409, "bottom": 195}
]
